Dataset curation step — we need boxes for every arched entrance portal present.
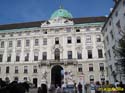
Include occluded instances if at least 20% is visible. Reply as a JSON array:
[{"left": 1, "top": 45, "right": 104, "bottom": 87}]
[{"left": 51, "top": 65, "right": 64, "bottom": 87}]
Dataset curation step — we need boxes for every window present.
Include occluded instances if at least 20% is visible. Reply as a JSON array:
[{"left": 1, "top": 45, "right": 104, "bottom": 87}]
[
  {"left": 6, "top": 66, "right": 9, "bottom": 74},
  {"left": 108, "top": 50, "right": 111, "bottom": 59},
  {"left": 7, "top": 54, "right": 11, "bottom": 62},
  {"left": 100, "top": 75, "right": 105, "bottom": 82},
  {"left": 55, "top": 37, "right": 59, "bottom": 44},
  {"left": 1, "top": 34, "right": 5, "bottom": 37},
  {"left": 34, "top": 52, "right": 38, "bottom": 61},
  {"left": 25, "top": 53, "right": 29, "bottom": 61},
  {"left": 54, "top": 48, "right": 60, "bottom": 60},
  {"left": 115, "top": 11, "right": 118, "bottom": 17},
  {"left": 78, "top": 64, "right": 82, "bottom": 72},
  {"left": 106, "top": 36, "right": 109, "bottom": 44},
  {"left": 109, "top": 21, "right": 111, "bottom": 26},
  {"left": 16, "top": 53, "right": 20, "bottom": 62},
  {"left": 88, "top": 50, "right": 92, "bottom": 59},
  {"left": 77, "top": 51, "right": 82, "bottom": 59},
  {"left": 76, "top": 29, "right": 80, "bottom": 32},
  {"left": 26, "top": 40, "right": 30, "bottom": 47},
  {"left": 0, "top": 54, "right": 3, "bottom": 62},
  {"left": 67, "top": 37, "right": 72, "bottom": 44},
  {"left": 86, "top": 35, "right": 91, "bottom": 43},
  {"left": 96, "top": 35, "right": 101, "bottom": 42},
  {"left": 1, "top": 41, "right": 4, "bottom": 48},
  {"left": 110, "top": 30, "right": 114, "bottom": 40},
  {"left": 10, "top": 33, "right": 13, "bottom": 37},
  {"left": 99, "top": 63, "right": 104, "bottom": 71},
  {"left": 68, "top": 51, "right": 72, "bottom": 59},
  {"left": 0, "top": 67, "right": 1, "bottom": 73},
  {"left": 33, "top": 66, "right": 37, "bottom": 73},
  {"left": 35, "top": 39, "right": 39, "bottom": 46},
  {"left": 43, "top": 38, "right": 47, "bottom": 45},
  {"left": 42, "top": 52, "right": 47, "bottom": 60},
  {"left": 98, "top": 49, "right": 103, "bottom": 58},
  {"left": 8, "top": 41, "right": 12, "bottom": 47},
  {"left": 76, "top": 36, "right": 81, "bottom": 43},
  {"left": 43, "top": 29, "right": 47, "bottom": 34},
  {"left": 89, "top": 64, "right": 93, "bottom": 71},
  {"left": 17, "top": 40, "right": 21, "bottom": 47},
  {"left": 24, "top": 66, "right": 28, "bottom": 73},
  {"left": 24, "top": 77, "right": 27, "bottom": 81},
  {"left": 18, "top": 33, "right": 22, "bottom": 36},
  {"left": 14, "top": 77, "right": 19, "bottom": 81},
  {"left": 90, "top": 75, "right": 94, "bottom": 82},
  {"left": 26, "top": 32, "right": 30, "bottom": 35},
  {"left": 66, "top": 28, "right": 71, "bottom": 32},
  {"left": 15, "top": 66, "right": 18, "bottom": 74}
]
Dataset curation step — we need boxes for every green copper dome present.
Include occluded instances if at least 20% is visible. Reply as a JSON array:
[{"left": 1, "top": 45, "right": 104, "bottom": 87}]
[{"left": 50, "top": 8, "right": 73, "bottom": 19}]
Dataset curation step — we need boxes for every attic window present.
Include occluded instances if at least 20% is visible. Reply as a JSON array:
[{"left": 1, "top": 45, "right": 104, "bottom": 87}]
[
  {"left": 10, "top": 33, "right": 13, "bottom": 37},
  {"left": 1, "top": 34, "right": 5, "bottom": 37},
  {"left": 43, "top": 29, "right": 47, "bottom": 34},
  {"left": 76, "top": 29, "right": 80, "bottom": 32}
]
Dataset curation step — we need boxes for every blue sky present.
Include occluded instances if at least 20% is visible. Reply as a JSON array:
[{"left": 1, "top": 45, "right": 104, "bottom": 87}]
[{"left": 0, "top": 0, "right": 114, "bottom": 25}]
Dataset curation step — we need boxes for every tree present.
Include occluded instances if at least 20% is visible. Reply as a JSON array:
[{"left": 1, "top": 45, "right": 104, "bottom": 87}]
[{"left": 115, "top": 34, "right": 125, "bottom": 75}]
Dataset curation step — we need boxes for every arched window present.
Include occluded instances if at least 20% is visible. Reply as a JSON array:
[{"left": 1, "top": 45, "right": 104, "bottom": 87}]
[{"left": 54, "top": 48, "right": 60, "bottom": 60}]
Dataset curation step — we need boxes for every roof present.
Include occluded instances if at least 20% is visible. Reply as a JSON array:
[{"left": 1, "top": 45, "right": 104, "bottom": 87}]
[
  {"left": 0, "top": 16, "right": 106, "bottom": 30},
  {"left": 50, "top": 8, "right": 73, "bottom": 19},
  {"left": 101, "top": 0, "right": 121, "bottom": 31}
]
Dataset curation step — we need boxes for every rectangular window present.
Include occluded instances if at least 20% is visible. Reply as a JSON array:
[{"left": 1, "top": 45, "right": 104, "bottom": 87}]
[
  {"left": 15, "top": 66, "right": 18, "bottom": 74},
  {"left": 78, "top": 64, "right": 82, "bottom": 72},
  {"left": 43, "top": 29, "right": 47, "bottom": 34},
  {"left": 90, "top": 75, "right": 94, "bottom": 82},
  {"left": 98, "top": 49, "right": 103, "bottom": 58},
  {"left": 108, "top": 50, "right": 111, "bottom": 59},
  {"left": 67, "top": 37, "right": 72, "bottom": 44},
  {"left": 77, "top": 36, "right": 81, "bottom": 43},
  {"left": 77, "top": 52, "right": 82, "bottom": 59},
  {"left": 43, "top": 38, "right": 47, "bottom": 45},
  {"left": 68, "top": 51, "right": 72, "bottom": 59},
  {"left": 1, "top": 41, "right": 4, "bottom": 48},
  {"left": 6, "top": 66, "right": 9, "bottom": 74},
  {"left": 34, "top": 52, "right": 38, "bottom": 61},
  {"left": 33, "top": 66, "right": 37, "bottom": 73},
  {"left": 110, "top": 30, "right": 114, "bottom": 40},
  {"left": 88, "top": 50, "right": 92, "bottom": 59},
  {"left": 7, "top": 54, "right": 11, "bottom": 62},
  {"left": 25, "top": 53, "right": 29, "bottom": 61},
  {"left": 76, "top": 29, "right": 80, "bottom": 32},
  {"left": 16, "top": 53, "right": 20, "bottom": 62},
  {"left": 26, "top": 40, "right": 30, "bottom": 47},
  {"left": 106, "top": 36, "right": 109, "bottom": 44},
  {"left": 66, "top": 28, "right": 71, "bottom": 32},
  {"left": 55, "top": 37, "right": 59, "bottom": 44},
  {"left": 17, "top": 40, "right": 21, "bottom": 47},
  {"left": 24, "top": 66, "right": 28, "bottom": 73},
  {"left": 99, "top": 63, "right": 104, "bottom": 71},
  {"left": 35, "top": 39, "right": 39, "bottom": 46},
  {"left": 89, "top": 64, "right": 93, "bottom": 71},
  {"left": 9, "top": 41, "right": 12, "bottom": 47},
  {"left": 0, "top": 54, "right": 3, "bottom": 62},
  {"left": 96, "top": 35, "right": 101, "bottom": 42},
  {"left": 86, "top": 35, "right": 91, "bottom": 43},
  {"left": 42, "top": 52, "right": 47, "bottom": 60}
]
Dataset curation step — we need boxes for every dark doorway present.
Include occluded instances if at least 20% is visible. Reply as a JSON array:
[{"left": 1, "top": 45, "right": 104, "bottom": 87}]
[
  {"left": 33, "top": 78, "right": 37, "bottom": 88},
  {"left": 51, "top": 65, "right": 64, "bottom": 88}
]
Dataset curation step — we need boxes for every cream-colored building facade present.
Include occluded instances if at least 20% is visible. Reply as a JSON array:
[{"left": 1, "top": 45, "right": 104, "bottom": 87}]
[{"left": 0, "top": 8, "right": 108, "bottom": 87}]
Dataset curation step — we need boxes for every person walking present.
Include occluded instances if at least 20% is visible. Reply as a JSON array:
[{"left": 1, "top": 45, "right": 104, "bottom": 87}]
[{"left": 78, "top": 82, "right": 82, "bottom": 93}]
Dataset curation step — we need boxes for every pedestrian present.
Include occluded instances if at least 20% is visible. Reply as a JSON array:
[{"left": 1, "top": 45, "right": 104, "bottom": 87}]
[
  {"left": 37, "top": 84, "right": 42, "bottom": 93},
  {"left": 90, "top": 82, "right": 95, "bottom": 93},
  {"left": 78, "top": 82, "right": 82, "bottom": 93},
  {"left": 95, "top": 81, "right": 101, "bottom": 93},
  {"left": 55, "top": 85, "right": 62, "bottom": 93},
  {"left": 118, "top": 81, "right": 125, "bottom": 93}
]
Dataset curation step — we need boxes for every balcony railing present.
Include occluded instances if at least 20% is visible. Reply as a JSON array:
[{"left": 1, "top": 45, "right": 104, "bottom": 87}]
[{"left": 38, "top": 59, "right": 78, "bottom": 67}]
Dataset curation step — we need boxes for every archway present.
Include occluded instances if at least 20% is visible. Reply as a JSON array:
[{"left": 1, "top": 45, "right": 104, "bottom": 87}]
[{"left": 51, "top": 65, "right": 64, "bottom": 87}]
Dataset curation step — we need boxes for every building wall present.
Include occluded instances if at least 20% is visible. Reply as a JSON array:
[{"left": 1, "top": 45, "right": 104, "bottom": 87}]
[
  {"left": 0, "top": 18, "right": 108, "bottom": 86},
  {"left": 102, "top": 0, "right": 125, "bottom": 83}
]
